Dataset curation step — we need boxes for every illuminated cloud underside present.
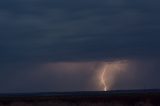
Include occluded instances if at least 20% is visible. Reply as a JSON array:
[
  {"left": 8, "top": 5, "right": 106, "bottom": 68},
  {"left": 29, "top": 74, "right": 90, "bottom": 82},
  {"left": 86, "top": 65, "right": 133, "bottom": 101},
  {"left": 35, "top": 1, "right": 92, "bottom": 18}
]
[{"left": 42, "top": 60, "right": 130, "bottom": 91}]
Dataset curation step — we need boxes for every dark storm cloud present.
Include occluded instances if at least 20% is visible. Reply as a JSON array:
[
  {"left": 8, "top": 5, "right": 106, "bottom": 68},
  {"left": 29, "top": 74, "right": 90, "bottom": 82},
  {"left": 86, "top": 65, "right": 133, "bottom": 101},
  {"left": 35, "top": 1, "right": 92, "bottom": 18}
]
[
  {"left": 0, "top": 0, "right": 160, "bottom": 63},
  {"left": 0, "top": 0, "right": 160, "bottom": 92}
]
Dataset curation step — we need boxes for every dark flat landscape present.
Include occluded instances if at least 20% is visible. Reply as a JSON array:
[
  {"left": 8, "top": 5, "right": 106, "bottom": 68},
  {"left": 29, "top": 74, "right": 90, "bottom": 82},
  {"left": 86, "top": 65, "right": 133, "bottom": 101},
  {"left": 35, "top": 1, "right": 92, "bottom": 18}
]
[{"left": 0, "top": 89, "right": 160, "bottom": 106}]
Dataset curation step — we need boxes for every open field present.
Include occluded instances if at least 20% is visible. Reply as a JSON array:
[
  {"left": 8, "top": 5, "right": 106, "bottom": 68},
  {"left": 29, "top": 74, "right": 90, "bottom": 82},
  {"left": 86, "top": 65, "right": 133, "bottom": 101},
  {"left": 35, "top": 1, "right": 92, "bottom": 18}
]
[{"left": 0, "top": 89, "right": 159, "bottom": 106}]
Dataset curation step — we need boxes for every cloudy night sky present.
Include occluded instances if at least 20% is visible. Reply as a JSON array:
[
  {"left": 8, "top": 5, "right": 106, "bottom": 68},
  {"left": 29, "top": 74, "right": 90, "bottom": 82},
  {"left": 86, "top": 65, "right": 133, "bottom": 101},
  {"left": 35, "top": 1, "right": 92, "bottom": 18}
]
[{"left": 0, "top": 0, "right": 160, "bottom": 93}]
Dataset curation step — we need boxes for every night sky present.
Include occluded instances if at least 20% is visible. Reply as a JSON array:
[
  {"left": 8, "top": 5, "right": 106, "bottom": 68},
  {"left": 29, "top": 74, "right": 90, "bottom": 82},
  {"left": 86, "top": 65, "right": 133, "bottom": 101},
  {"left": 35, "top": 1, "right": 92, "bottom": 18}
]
[{"left": 1, "top": 0, "right": 160, "bottom": 93}]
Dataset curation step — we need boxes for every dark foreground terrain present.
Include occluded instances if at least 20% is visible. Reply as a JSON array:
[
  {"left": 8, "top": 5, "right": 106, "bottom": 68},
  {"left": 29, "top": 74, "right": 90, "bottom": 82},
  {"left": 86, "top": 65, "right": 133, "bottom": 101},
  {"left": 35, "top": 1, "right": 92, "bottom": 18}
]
[{"left": 0, "top": 89, "right": 160, "bottom": 106}]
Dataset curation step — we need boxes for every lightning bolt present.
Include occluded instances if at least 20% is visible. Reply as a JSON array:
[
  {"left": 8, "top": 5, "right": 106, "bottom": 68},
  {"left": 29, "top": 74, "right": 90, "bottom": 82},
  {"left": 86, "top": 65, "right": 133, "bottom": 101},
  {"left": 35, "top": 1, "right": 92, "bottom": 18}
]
[
  {"left": 99, "top": 60, "right": 129, "bottom": 91},
  {"left": 101, "top": 66, "right": 107, "bottom": 91}
]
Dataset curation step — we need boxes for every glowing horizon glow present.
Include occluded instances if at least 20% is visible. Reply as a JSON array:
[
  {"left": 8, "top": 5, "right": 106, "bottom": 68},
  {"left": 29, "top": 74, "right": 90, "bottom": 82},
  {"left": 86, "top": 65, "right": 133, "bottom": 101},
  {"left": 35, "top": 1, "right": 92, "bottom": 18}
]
[{"left": 43, "top": 60, "right": 129, "bottom": 91}]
